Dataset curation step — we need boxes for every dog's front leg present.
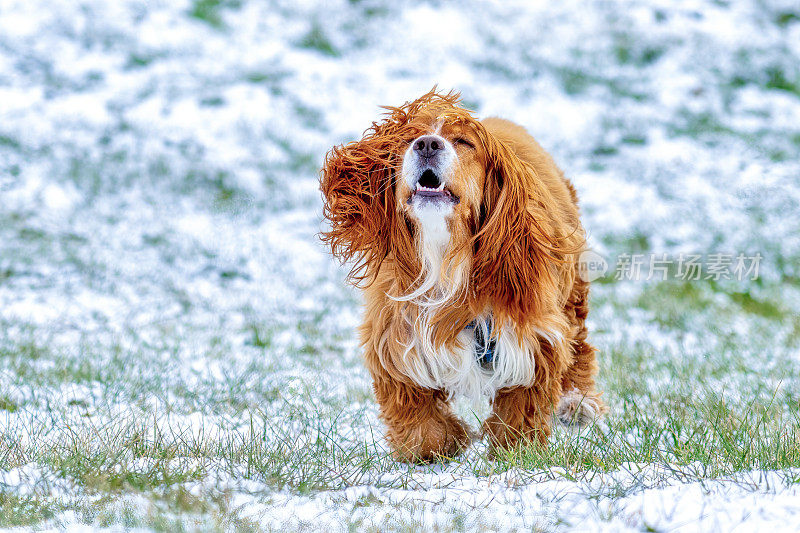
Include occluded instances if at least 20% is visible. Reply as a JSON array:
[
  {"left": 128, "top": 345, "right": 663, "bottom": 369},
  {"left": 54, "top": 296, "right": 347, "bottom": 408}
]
[
  {"left": 371, "top": 370, "right": 471, "bottom": 463},
  {"left": 483, "top": 337, "right": 566, "bottom": 452}
]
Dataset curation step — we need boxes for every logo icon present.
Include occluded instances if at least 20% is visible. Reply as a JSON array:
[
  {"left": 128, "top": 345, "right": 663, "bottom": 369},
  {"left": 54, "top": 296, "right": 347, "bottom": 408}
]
[{"left": 578, "top": 250, "right": 608, "bottom": 282}]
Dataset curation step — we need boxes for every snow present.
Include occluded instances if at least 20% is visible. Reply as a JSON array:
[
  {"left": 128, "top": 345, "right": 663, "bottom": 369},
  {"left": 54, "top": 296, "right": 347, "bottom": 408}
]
[
  {"left": 168, "top": 466, "right": 800, "bottom": 532},
  {"left": 1, "top": 0, "right": 799, "bottom": 530}
]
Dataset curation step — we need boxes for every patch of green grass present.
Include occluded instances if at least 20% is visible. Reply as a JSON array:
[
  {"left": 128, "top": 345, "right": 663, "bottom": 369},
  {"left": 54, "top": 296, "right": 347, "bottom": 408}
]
[
  {"left": 0, "top": 135, "right": 21, "bottom": 149},
  {"left": 667, "top": 107, "right": 796, "bottom": 157},
  {"left": 298, "top": 23, "right": 339, "bottom": 57},
  {"left": 559, "top": 69, "right": 591, "bottom": 96},
  {"left": 243, "top": 69, "right": 291, "bottom": 96},
  {"left": 671, "top": 110, "right": 735, "bottom": 138},
  {"left": 293, "top": 102, "right": 325, "bottom": 129},
  {"left": 247, "top": 324, "right": 273, "bottom": 349},
  {"left": 770, "top": 149, "right": 790, "bottom": 162},
  {"left": 125, "top": 54, "right": 155, "bottom": 69},
  {"left": 87, "top": 487, "right": 263, "bottom": 531},
  {"left": 725, "top": 65, "right": 800, "bottom": 100},
  {"left": 554, "top": 67, "right": 648, "bottom": 101},
  {"left": 3, "top": 342, "right": 121, "bottom": 387},
  {"left": 188, "top": 0, "right": 240, "bottom": 29},
  {"left": 488, "top": 395, "right": 800, "bottom": 482},
  {"left": 267, "top": 133, "right": 319, "bottom": 174},
  {"left": 347, "top": 0, "right": 390, "bottom": 18},
  {"left": 728, "top": 74, "right": 749, "bottom": 89},
  {"left": 0, "top": 396, "right": 19, "bottom": 412},
  {"left": 18, "top": 227, "right": 47, "bottom": 241},
  {"left": 726, "top": 289, "right": 787, "bottom": 320},
  {"left": 199, "top": 96, "right": 225, "bottom": 107},
  {"left": 0, "top": 336, "right": 176, "bottom": 406},
  {"left": 765, "top": 66, "right": 800, "bottom": 97},
  {"left": 613, "top": 34, "right": 665, "bottom": 67},
  {"left": 775, "top": 11, "right": 800, "bottom": 27},
  {"left": 0, "top": 493, "right": 63, "bottom": 527},
  {"left": 636, "top": 280, "right": 713, "bottom": 329},
  {"left": 244, "top": 72, "right": 275, "bottom": 84},
  {"left": 637, "top": 278, "right": 793, "bottom": 327},
  {"left": 621, "top": 134, "right": 647, "bottom": 145},
  {"left": 41, "top": 423, "right": 211, "bottom": 494},
  {"left": 592, "top": 145, "right": 618, "bottom": 156},
  {"left": 181, "top": 168, "right": 249, "bottom": 212}
]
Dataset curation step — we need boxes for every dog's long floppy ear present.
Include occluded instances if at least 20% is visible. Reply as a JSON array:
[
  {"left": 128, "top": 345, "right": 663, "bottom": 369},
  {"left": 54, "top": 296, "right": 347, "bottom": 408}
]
[
  {"left": 320, "top": 123, "right": 408, "bottom": 286},
  {"left": 470, "top": 130, "right": 573, "bottom": 327}
]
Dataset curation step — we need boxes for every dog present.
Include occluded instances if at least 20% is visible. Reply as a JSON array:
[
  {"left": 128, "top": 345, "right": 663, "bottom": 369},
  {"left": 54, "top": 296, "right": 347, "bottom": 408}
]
[{"left": 320, "top": 89, "right": 604, "bottom": 462}]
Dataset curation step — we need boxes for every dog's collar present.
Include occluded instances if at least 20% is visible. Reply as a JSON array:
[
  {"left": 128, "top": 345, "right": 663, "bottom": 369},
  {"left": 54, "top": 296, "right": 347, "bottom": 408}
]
[{"left": 465, "top": 320, "right": 496, "bottom": 367}]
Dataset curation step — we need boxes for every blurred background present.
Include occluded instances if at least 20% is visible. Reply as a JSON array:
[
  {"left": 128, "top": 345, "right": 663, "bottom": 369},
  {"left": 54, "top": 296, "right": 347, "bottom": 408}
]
[{"left": 1, "top": 0, "right": 800, "bottom": 529}]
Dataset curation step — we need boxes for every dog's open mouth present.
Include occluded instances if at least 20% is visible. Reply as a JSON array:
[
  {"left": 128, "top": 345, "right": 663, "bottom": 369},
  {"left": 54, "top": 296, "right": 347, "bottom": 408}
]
[{"left": 410, "top": 169, "right": 458, "bottom": 204}]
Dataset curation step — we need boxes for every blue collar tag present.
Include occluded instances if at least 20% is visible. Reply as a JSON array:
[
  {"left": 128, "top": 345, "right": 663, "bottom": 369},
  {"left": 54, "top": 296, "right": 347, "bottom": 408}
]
[{"left": 465, "top": 320, "right": 496, "bottom": 367}]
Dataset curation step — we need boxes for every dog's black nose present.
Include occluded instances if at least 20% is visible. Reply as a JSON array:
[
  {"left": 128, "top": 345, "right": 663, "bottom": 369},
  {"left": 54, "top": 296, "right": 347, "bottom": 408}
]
[{"left": 413, "top": 135, "right": 444, "bottom": 159}]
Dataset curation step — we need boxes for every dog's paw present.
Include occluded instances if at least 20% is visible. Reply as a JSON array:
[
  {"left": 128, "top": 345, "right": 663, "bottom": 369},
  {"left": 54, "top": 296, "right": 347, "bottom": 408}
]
[
  {"left": 555, "top": 389, "right": 605, "bottom": 428},
  {"left": 389, "top": 414, "right": 472, "bottom": 463}
]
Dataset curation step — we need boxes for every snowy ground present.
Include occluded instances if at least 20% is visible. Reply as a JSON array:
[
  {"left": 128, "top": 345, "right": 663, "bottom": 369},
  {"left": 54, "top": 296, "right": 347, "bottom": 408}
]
[{"left": 1, "top": 0, "right": 800, "bottom": 530}]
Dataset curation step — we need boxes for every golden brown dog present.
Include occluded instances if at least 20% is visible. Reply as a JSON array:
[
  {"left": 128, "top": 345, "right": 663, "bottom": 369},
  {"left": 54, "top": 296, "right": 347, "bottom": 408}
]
[{"left": 320, "top": 89, "right": 604, "bottom": 462}]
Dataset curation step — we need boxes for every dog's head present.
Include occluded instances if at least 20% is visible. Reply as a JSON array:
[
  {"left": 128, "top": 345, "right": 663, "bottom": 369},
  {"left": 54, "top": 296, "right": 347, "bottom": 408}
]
[{"left": 320, "top": 89, "right": 576, "bottom": 326}]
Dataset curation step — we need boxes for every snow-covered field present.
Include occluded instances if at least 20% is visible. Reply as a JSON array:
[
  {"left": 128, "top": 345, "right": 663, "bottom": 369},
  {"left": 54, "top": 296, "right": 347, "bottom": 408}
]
[{"left": 1, "top": 0, "right": 799, "bottom": 530}]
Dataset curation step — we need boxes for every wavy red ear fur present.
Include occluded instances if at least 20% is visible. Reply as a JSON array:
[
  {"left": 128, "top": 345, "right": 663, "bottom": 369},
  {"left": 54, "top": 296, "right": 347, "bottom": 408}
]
[
  {"left": 320, "top": 127, "right": 403, "bottom": 285},
  {"left": 470, "top": 129, "right": 576, "bottom": 327},
  {"left": 320, "top": 88, "right": 463, "bottom": 286}
]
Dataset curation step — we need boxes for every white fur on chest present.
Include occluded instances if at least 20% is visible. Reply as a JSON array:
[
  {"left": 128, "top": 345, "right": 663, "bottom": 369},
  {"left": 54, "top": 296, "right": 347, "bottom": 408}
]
[{"left": 400, "top": 318, "right": 539, "bottom": 402}]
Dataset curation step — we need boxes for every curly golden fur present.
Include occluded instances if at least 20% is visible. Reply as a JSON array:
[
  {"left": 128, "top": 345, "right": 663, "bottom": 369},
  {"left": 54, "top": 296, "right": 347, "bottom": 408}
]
[{"left": 320, "top": 89, "right": 604, "bottom": 462}]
